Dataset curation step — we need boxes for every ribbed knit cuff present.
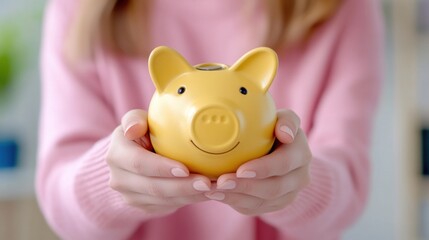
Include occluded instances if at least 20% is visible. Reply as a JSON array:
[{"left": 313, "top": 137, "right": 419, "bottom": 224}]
[
  {"left": 258, "top": 153, "right": 350, "bottom": 239},
  {"left": 73, "top": 136, "right": 152, "bottom": 230}
]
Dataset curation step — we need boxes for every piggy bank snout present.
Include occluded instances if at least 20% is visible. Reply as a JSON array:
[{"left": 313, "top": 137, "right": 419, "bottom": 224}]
[{"left": 191, "top": 106, "right": 240, "bottom": 154}]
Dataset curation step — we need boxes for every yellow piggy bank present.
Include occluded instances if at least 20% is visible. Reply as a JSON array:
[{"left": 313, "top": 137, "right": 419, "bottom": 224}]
[{"left": 148, "top": 46, "right": 278, "bottom": 178}]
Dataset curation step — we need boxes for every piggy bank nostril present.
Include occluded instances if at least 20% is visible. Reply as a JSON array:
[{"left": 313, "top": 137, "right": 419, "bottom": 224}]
[{"left": 202, "top": 115, "right": 209, "bottom": 123}]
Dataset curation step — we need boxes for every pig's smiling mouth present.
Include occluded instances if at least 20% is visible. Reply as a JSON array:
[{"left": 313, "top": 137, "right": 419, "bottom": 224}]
[{"left": 190, "top": 140, "right": 240, "bottom": 155}]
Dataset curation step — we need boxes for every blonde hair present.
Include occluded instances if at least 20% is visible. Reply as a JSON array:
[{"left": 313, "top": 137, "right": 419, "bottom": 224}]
[
  {"left": 66, "top": 0, "right": 341, "bottom": 62},
  {"left": 266, "top": 0, "right": 341, "bottom": 48}
]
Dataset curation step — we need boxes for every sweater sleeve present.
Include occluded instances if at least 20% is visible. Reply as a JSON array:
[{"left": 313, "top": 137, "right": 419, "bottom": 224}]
[
  {"left": 36, "top": 1, "right": 155, "bottom": 239},
  {"left": 259, "top": 0, "right": 384, "bottom": 238}
]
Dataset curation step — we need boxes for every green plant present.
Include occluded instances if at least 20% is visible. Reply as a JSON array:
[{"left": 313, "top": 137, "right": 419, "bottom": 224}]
[{"left": 0, "top": 27, "right": 18, "bottom": 100}]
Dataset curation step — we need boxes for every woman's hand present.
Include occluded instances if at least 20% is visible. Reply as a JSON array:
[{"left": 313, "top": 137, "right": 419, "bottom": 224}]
[
  {"left": 106, "top": 109, "right": 212, "bottom": 215},
  {"left": 206, "top": 109, "right": 312, "bottom": 215}
]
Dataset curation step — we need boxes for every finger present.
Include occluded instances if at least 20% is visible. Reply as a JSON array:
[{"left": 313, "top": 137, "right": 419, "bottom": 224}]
[
  {"left": 121, "top": 109, "right": 148, "bottom": 140},
  {"left": 110, "top": 170, "right": 212, "bottom": 197},
  {"left": 121, "top": 190, "right": 208, "bottom": 208},
  {"left": 275, "top": 109, "right": 301, "bottom": 144},
  {"left": 133, "top": 133, "right": 153, "bottom": 151},
  {"left": 236, "top": 129, "right": 312, "bottom": 179},
  {"left": 109, "top": 126, "right": 190, "bottom": 177},
  {"left": 224, "top": 192, "right": 298, "bottom": 215},
  {"left": 216, "top": 168, "right": 309, "bottom": 200},
  {"left": 204, "top": 191, "right": 298, "bottom": 215}
]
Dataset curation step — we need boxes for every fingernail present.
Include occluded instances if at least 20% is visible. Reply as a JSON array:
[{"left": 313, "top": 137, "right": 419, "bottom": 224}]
[
  {"left": 124, "top": 121, "right": 141, "bottom": 138},
  {"left": 205, "top": 192, "right": 225, "bottom": 201},
  {"left": 237, "top": 171, "right": 256, "bottom": 179},
  {"left": 193, "top": 180, "right": 210, "bottom": 191},
  {"left": 217, "top": 180, "right": 236, "bottom": 190},
  {"left": 171, "top": 168, "right": 189, "bottom": 177},
  {"left": 280, "top": 125, "right": 295, "bottom": 140}
]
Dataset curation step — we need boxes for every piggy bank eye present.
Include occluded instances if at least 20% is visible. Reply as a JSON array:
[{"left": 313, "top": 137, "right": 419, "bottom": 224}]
[
  {"left": 239, "top": 87, "right": 248, "bottom": 95},
  {"left": 177, "top": 86, "right": 186, "bottom": 94}
]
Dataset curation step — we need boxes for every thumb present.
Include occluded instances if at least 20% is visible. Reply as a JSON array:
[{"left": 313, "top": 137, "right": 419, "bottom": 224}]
[
  {"left": 275, "top": 109, "right": 301, "bottom": 144},
  {"left": 121, "top": 109, "right": 149, "bottom": 140}
]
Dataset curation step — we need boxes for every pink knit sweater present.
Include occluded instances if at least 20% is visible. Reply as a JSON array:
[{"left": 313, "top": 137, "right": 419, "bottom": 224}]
[{"left": 36, "top": 0, "right": 383, "bottom": 239}]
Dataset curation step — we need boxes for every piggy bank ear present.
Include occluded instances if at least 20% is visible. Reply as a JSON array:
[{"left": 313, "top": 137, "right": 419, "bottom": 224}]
[
  {"left": 230, "top": 47, "right": 278, "bottom": 93},
  {"left": 148, "top": 46, "right": 194, "bottom": 92}
]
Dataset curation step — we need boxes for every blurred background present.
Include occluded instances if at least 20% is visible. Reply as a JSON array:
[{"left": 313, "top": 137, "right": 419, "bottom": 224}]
[{"left": 0, "top": 0, "right": 428, "bottom": 239}]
